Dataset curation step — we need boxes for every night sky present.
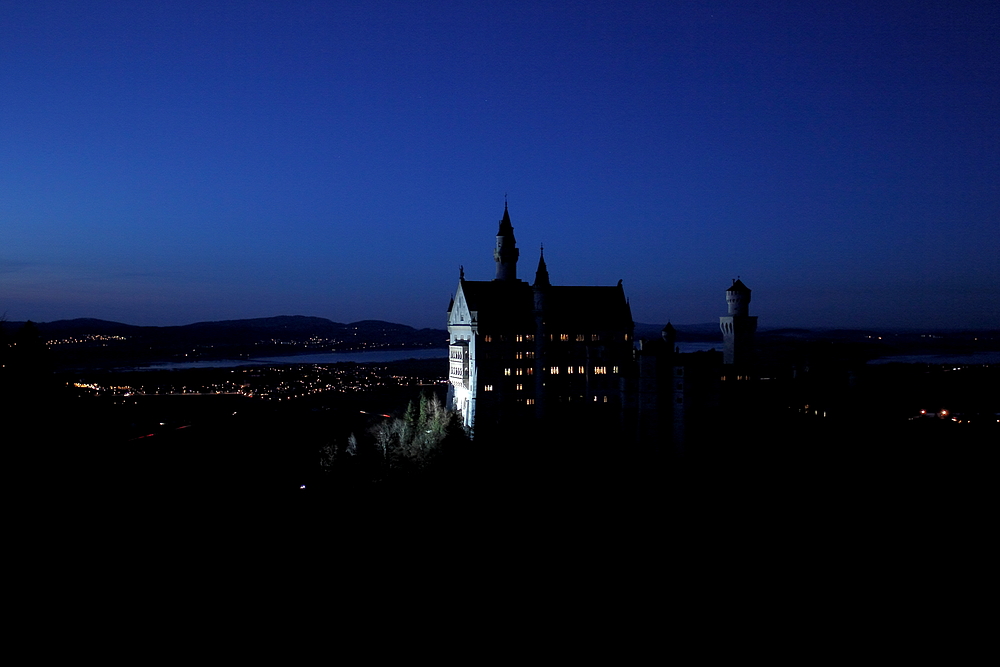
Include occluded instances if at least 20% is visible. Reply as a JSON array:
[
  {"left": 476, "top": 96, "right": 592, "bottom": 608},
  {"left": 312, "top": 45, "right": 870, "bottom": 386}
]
[{"left": 2, "top": 1, "right": 997, "bottom": 330}]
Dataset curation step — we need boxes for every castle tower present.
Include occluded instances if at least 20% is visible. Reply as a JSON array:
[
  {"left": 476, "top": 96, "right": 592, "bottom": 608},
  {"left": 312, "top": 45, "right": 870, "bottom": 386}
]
[
  {"left": 493, "top": 202, "right": 519, "bottom": 281},
  {"left": 533, "top": 246, "right": 550, "bottom": 293},
  {"left": 719, "top": 278, "right": 757, "bottom": 365},
  {"left": 532, "top": 248, "right": 550, "bottom": 418}
]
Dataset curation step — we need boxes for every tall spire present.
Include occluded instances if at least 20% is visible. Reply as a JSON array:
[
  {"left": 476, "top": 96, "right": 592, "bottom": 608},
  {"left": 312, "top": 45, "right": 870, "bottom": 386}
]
[
  {"left": 497, "top": 201, "right": 513, "bottom": 236},
  {"left": 533, "top": 245, "right": 550, "bottom": 288},
  {"left": 493, "top": 201, "right": 519, "bottom": 281}
]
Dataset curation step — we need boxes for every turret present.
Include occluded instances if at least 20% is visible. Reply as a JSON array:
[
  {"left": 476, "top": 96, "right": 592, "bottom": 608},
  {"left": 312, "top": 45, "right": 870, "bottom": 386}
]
[
  {"left": 532, "top": 247, "right": 549, "bottom": 419},
  {"left": 726, "top": 278, "right": 751, "bottom": 316},
  {"left": 662, "top": 322, "right": 676, "bottom": 352},
  {"left": 533, "top": 246, "right": 550, "bottom": 310},
  {"left": 493, "top": 202, "right": 519, "bottom": 281},
  {"left": 720, "top": 278, "right": 757, "bottom": 365}
]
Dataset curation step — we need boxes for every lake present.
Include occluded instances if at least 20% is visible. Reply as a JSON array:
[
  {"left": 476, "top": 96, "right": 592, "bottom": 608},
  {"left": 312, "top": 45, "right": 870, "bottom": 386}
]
[{"left": 129, "top": 347, "right": 447, "bottom": 370}]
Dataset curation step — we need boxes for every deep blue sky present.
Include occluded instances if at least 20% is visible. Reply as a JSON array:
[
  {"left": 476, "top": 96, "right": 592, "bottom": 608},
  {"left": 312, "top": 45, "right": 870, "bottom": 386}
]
[{"left": 2, "top": 1, "right": 997, "bottom": 329}]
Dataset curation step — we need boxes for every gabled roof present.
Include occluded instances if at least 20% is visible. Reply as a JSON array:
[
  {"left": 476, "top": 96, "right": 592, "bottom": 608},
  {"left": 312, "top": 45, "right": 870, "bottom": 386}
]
[
  {"left": 456, "top": 279, "right": 534, "bottom": 330},
  {"left": 543, "top": 285, "right": 633, "bottom": 330},
  {"left": 453, "top": 279, "right": 632, "bottom": 332}
]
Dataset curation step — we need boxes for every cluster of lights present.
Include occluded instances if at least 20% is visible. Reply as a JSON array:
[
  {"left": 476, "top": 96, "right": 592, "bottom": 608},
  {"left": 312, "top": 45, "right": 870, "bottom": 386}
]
[
  {"left": 795, "top": 404, "right": 828, "bottom": 418},
  {"left": 48, "top": 334, "right": 128, "bottom": 346},
  {"left": 911, "top": 408, "right": 995, "bottom": 424},
  {"left": 66, "top": 363, "right": 445, "bottom": 402},
  {"left": 262, "top": 337, "right": 343, "bottom": 347}
]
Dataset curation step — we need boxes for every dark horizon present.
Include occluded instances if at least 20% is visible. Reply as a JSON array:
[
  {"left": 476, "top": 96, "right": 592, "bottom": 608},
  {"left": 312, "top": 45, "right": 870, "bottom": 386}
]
[{"left": 5, "top": 312, "right": 996, "bottom": 336}]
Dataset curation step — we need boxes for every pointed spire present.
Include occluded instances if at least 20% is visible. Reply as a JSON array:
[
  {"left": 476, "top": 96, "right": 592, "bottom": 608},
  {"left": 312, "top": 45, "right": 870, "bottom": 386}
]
[
  {"left": 494, "top": 201, "right": 518, "bottom": 280},
  {"left": 534, "top": 245, "right": 550, "bottom": 288},
  {"left": 662, "top": 321, "right": 676, "bottom": 345},
  {"left": 497, "top": 200, "right": 513, "bottom": 236},
  {"left": 459, "top": 265, "right": 465, "bottom": 280}
]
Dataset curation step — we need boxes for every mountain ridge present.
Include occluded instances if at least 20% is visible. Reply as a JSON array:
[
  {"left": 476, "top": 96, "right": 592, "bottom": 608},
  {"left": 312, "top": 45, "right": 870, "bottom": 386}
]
[
  {"left": 2, "top": 316, "right": 447, "bottom": 370},
  {"left": 3, "top": 315, "right": 441, "bottom": 332}
]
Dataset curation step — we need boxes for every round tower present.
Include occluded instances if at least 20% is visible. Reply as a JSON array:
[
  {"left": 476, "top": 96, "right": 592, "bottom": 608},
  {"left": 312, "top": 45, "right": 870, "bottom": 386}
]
[
  {"left": 720, "top": 278, "right": 758, "bottom": 366},
  {"left": 726, "top": 278, "right": 751, "bottom": 316}
]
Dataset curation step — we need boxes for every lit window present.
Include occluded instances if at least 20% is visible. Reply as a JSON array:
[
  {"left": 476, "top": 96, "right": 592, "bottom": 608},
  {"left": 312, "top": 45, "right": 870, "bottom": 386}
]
[
  {"left": 613, "top": 365, "right": 619, "bottom": 374},
  {"left": 526, "top": 398, "right": 535, "bottom": 405},
  {"left": 504, "top": 368, "right": 511, "bottom": 376},
  {"left": 603, "top": 396, "right": 608, "bottom": 403},
  {"left": 484, "top": 385, "right": 493, "bottom": 391},
  {"left": 591, "top": 334, "right": 600, "bottom": 341},
  {"left": 516, "top": 352, "right": 523, "bottom": 359},
  {"left": 484, "top": 335, "right": 492, "bottom": 342},
  {"left": 550, "top": 366, "right": 559, "bottom": 374},
  {"left": 566, "top": 366, "right": 573, "bottom": 374},
  {"left": 576, "top": 334, "right": 585, "bottom": 341},
  {"left": 578, "top": 366, "right": 584, "bottom": 374},
  {"left": 526, "top": 368, "right": 534, "bottom": 375},
  {"left": 560, "top": 334, "right": 569, "bottom": 341},
  {"left": 516, "top": 335, "right": 523, "bottom": 342},
  {"left": 516, "top": 368, "right": 523, "bottom": 375},
  {"left": 594, "top": 366, "right": 607, "bottom": 375},
  {"left": 516, "top": 384, "right": 523, "bottom": 391},
  {"left": 525, "top": 351, "right": 534, "bottom": 359},
  {"left": 525, "top": 334, "right": 534, "bottom": 342}
]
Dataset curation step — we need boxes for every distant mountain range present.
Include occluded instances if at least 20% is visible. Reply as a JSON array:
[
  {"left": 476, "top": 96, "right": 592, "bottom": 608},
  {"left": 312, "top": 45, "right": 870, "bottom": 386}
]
[
  {"left": 12, "top": 315, "right": 443, "bottom": 341},
  {"left": 2, "top": 316, "right": 448, "bottom": 370},
  {"left": 4, "top": 315, "right": 995, "bottom": 371}
]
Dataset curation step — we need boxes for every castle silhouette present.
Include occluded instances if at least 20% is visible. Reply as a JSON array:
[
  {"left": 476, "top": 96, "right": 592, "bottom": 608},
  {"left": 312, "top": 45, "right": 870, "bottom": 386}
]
[{"left": 447, "top": 203, "right": 755, "bottom": 443}]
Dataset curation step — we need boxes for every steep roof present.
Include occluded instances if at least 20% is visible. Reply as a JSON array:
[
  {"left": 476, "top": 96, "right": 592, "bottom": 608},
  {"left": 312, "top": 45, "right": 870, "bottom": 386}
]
[
  {"left": 456, "top": 279, "right": 534, "bottom": 330},
  {"left": 534, "top": 248, "right": 550, "bottom": 288},
  {"left": 456, "top": 280, "right": 632, "bottom": 332},
  {"left": 727, "top": 278, "right": 750, "bottom": 292},
  {"left": 543, "top": 285, "right": 633, "bottom": 330},
  {"left": 496, "top": 203, "right": 514, "bottom": 237}
]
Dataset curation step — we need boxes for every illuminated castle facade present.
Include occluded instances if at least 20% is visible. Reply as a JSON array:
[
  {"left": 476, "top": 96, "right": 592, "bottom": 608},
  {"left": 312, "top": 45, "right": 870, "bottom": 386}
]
[{"left": 447, "top": 204, "right": 634, "bottom": 433}]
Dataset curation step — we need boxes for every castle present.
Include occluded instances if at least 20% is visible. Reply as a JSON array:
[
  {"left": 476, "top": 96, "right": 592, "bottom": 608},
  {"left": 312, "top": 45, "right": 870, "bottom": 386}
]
[
  {"left": 447, "top": 204, "right": 757, "bottom": 443},
  {"left": 447, "top": 204, "right": 634, "bottom": 433}
]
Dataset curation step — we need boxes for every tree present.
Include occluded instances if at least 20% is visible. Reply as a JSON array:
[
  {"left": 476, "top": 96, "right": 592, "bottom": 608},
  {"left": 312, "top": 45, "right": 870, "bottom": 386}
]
[{"left": 368, "top": 391, "right": 468, "bottom": 473}]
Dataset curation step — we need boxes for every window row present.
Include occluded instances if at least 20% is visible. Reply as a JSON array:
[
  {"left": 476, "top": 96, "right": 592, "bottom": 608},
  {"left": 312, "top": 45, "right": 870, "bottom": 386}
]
[
  {"left": 482, "top": 334, "right": 536, "bottom": 343},
  {"left": 551, "top": 334, "right": 631, "bottom": 342},
  {"left": 501, "top": 365, "right": 620, "bottom": 376},
  {"left": 483, "top": 387, "right": 608, "bottom": 405},
  {"left": 481, "top": 333, "right": 632, "bottom": 343},
  {"left": 485, "top": 384, "right": 529, "bottom": 392}
]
